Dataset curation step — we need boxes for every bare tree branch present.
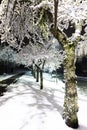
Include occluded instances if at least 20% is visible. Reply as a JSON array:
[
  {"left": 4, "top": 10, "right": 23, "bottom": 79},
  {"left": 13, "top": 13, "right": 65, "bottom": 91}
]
[{"left": 54, "top": 0, "right": 58, "bottom": 30}]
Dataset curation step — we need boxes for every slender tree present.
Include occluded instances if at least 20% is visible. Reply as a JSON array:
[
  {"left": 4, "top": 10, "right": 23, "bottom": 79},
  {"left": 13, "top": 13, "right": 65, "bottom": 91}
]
[
  {"left": 39, "top": 59, "right": 45, "bottom": 89},
  {"left": 34, "top": 59, "right": 45, "bottom": 90},
  {"left": 32, "top": 60, "right": 36, "bottom": 78},
  {"left": 36, "top": 66, "right": 39, "bottom": 82}
]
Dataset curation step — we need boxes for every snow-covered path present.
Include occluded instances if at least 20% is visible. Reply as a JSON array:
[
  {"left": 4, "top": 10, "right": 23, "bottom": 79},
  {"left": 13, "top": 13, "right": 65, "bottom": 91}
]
[{"left": 0, "top": 71, "right": 87, "bottom": 130}]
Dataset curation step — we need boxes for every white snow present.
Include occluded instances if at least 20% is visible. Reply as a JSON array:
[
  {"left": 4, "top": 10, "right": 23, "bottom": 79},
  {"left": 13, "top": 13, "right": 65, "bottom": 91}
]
[
  {"left": 0, "top": 74, "right": 13, "bottom": 81},
  {"left": 0, "top": 71, "right": 87, "bottom": 130}
]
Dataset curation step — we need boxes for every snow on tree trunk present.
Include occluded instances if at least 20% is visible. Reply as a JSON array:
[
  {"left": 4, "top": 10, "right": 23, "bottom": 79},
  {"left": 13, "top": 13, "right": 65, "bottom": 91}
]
[
  {"left": 50, "top": 25, "right": 79, "bottom": 128},
  {"left": 63, "top": 44, "right": 78, "bottom": 128}
]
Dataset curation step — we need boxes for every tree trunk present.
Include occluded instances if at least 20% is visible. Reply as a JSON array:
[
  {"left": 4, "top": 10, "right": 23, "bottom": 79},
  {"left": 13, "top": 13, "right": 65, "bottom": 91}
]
[
  {"left": 36, "top": 66, "right": 39, "bottom": 82},
  {"left": 32, "top": 63, "right": 36, "bottom": 78},
  {"left": 40, "top": 69, "right": 43, "bottom": 90},
  {"left": 50, "top": 25, "right": 79, "bottom": 128},
  {"left": 63, "top": 44, "right": 79, "bottom": 128},
  {"left": 54, "top": 0, "right": 58, "bottom": 30}
]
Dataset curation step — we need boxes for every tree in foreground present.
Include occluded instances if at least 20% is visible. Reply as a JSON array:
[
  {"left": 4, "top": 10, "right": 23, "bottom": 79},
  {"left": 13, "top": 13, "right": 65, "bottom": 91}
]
[
  {"left": 30, "top": 0, "right": 87, "bottom": 128},
  {"left": 50, "top": 0, "right": 87, "bottom": 128}
]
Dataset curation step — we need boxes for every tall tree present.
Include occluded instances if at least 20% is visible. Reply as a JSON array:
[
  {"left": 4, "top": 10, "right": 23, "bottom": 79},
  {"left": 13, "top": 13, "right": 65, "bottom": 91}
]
[{"left": 50, "top": 0, "right": 83, "bottom": 128}]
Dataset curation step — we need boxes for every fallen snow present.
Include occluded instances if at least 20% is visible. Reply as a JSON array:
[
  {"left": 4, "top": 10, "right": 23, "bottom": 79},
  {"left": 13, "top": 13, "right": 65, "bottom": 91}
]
[
  {"left": 0, "top": 74, "right": 13, "bottom": 81},
  {"left": 0, "top": 71, "right": 87, "bottom": 130}
]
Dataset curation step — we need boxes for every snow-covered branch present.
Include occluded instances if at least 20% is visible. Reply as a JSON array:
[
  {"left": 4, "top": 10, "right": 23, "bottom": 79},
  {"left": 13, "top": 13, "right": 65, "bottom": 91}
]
[{"left": 30, "top": 0, "right": 53, "bottom": 11}]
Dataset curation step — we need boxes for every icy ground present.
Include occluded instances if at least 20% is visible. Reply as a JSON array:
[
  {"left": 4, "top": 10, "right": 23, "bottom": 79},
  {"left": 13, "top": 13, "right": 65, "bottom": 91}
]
[{"left": 0, "top": 71, "right": 87, "bottom": 130}]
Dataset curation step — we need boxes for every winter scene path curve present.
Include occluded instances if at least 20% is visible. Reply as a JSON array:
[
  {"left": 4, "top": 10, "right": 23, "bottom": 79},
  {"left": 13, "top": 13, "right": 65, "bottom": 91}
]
[{"left": 0, "top": 71, "right": 87, "bottom": 130}]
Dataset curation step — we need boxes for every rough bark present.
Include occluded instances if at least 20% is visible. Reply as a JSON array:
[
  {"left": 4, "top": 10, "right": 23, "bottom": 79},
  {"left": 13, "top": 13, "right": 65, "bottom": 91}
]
[
  {"left": 50, "top": 25, "right": 79, "bottom": 128},
  {"left": 63, "top": 44, "right": 79, "bottom": 128},
  {"left": 54, "top": 0, "right": 58, "bottom": 30}
]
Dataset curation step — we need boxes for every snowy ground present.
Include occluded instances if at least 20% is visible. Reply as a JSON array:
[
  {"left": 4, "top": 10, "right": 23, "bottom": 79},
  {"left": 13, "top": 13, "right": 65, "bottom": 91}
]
[
  {"left": 0, "top": 73, "right": 13, "bottom": 81},
  {"left": 0, "top": 71, "right": 87, "bottom": 130}
]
